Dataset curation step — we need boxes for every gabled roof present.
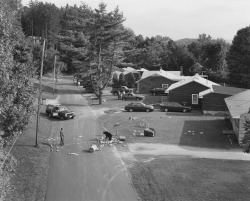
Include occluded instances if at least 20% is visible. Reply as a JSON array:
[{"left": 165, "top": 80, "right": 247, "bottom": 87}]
[
  {"left": 199, "top": 85, "right": 247, "bottom": 98},
  {"left": 137, "top": 68, "right": 148, "bottom": 72},
  {"left": 225, "top": 90, "right": 250, "bottom": 118},
  {"left": 122, "top": 67, "right": 135, "bottom": 74},
  {"left": 136, "top": 70, "right": 186, "bottom": 83},
  {"left": 166, "top": 74, "right": 219, "bottom": 92}
]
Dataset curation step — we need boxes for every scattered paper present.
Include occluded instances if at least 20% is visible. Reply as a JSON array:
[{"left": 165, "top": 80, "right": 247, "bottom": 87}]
[{"left": 68, "top": 153, "right": 79, "bottom": 156}]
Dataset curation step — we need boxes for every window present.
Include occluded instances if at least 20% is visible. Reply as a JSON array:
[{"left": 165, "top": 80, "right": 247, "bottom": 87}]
[
  {"left": 192, "top": 94, "right": 198, "bottom": 104},
  {"left": 162, "top": 84, "right": 169, "bottom": 88},
  {"left": 174, "top": 103, "right": 180, "bottom": 107}
]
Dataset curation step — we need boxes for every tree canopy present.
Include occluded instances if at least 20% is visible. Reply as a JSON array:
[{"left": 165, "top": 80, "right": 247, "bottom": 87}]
[
  {"left": 226, "top": 26, "right": 250, "bottom": 88},
  {"left": 0, "top": 0, "right": 36, "bottom": 140}
]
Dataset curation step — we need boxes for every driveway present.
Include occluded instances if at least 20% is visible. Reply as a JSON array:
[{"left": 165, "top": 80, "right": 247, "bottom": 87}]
[{"left": 45, "top": 77, "right": 139, "bottom": 201}]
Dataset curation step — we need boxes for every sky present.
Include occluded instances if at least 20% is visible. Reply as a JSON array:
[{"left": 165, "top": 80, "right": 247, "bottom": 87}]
[{"left": 22, "top": 0, "right": 250, "bottom": 41}]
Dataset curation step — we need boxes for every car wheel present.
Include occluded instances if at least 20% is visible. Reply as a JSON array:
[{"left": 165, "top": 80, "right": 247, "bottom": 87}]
[
  {"left": 153, "top": 93, "right": 156, "bottom": 96},
  {"left": 129, "top": 109, "right": 133, "bottom": 112},
  {"left": 48, "top": 113, "right": 52, "bottom": 118},
  {"left": 60, "top": 116, "right": 64, "bottom": 120},
  {"left": 146, "top": 109, "right": 150, "bottom": 112},
  {"left": 71, "top": 116, "right": 75, "bottom": 119},
  {"left": 165, "top": 108, "right": 168, "bottom": 112},
  {"left": 183, "top": 109, "right": 187, "bottom": 113},
  {"left": 122, "top": 97, "right": 126, "bottom": 100},
  {"left": 136, "top": 97, "right": 139, "bottom": 100}
]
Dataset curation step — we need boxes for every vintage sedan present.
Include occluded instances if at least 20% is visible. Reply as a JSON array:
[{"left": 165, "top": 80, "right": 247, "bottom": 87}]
[
  {"left": 124, "top": 102, "right": 154, "bottom": 112},
  {"left": 122, "top": 93, "right": 145, "bottom": 101},
  {"left": 160, "top": 102, "right": 192, "bottom": 113},
  {"left": 46, "top": 104, "right": 75, "bottom": 120}
]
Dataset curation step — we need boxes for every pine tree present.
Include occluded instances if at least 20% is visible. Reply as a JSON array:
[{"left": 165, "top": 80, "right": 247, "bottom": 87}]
[
  {"left": 226, "top": 26, "right": 250, "bottom": 88},
  {"left": 85, "top": 3, "right": 133, "bottom": 104}
]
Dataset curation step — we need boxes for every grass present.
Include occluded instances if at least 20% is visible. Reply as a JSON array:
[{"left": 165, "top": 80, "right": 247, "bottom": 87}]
[
  {"left": 96, "top": 94, "right": 250, "bottom": 201},
  {"left": 4, "top": 78, "right": 56, "bottom": 201},
  {"left": 129, "top": 157, "right": 250, "bottom": 201},
  {"left": 99, "top": 109, "right": 238, "bottom": 149}
]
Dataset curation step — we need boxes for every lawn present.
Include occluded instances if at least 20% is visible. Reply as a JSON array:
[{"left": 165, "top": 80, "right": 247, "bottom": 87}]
[
  {"left": 129, "top": 157, "right": 250, "bottom": 201},
  {"left": 95, "top": 93, "right": 250, "bottom": 201}
]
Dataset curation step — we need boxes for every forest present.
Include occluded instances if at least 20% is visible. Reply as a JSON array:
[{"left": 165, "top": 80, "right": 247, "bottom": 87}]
[
  {"left": 19, "top": 0, "right": 250, "bottom": 87},
  {"left": 1, "top": 0, "right": 250, "bottom": 139}
]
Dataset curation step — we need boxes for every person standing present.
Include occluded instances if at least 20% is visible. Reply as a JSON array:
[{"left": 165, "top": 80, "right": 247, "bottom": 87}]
[{"left": 60, "top": 128, "right": 64, "bottom": 146}]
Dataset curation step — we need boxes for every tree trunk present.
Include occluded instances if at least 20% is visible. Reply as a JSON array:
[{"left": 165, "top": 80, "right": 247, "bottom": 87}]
[{"left": 99, "top": 88, "right": 103, "bottom": 105}]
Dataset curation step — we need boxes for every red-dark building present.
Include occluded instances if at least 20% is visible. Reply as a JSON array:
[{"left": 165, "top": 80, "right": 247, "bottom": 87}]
[
  {"left": 136, "top": 70, "right": 183, "bottom": 94},
  {"left": 199, "top": 85, "right": 247, "bottom": 114},
  {"left": 166, "top": 74, "right": 219, "bottom": 109}
]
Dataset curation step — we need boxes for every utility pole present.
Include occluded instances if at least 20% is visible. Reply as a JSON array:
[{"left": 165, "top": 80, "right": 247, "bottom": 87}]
[
  {"left": 35, "top": 39, "right": 45, "bottom": 148},
  {"left": 53, "top": 55, "right": 57, "bottom": 95}
]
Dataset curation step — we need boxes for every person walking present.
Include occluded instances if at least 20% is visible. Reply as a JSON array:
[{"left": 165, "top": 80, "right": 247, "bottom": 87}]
[{"left": 60, "top": 128, "right": 64, "bottom": 146}]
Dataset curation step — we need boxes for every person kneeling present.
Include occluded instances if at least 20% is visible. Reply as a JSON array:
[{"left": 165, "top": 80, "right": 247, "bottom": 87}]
[{"left": 103, "top": 131, "right": 113, "bottom": 141}]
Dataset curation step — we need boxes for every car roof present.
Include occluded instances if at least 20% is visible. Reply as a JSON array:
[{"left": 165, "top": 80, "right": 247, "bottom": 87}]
[{"left": 47, "top": 104, "right": 61, "bottom": 107}]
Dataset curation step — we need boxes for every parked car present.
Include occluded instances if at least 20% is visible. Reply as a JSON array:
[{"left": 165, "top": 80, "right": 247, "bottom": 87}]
[
  {"left": 122, "top": 93, "right": 144, "bottom": 101},
  {"left": 150, "top": 87, "right": 169, "bottom": 96},
  {"left": 160, "top": 102, "right": 192, "bottom": 112},
  {"left": 124, "top": 102, "right": 154, "bottom": 112},
  {"left": 46, "top": 104, "right": 75, "bottom": 120}
]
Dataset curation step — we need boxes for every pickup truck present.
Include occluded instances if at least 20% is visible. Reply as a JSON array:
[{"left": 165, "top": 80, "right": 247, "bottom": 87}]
[
  {"left": 150, "top": 87, "right": 168, "bottom": 96},
  {"left": 46, "top": 104, "right": 75, "bottom": 120}
]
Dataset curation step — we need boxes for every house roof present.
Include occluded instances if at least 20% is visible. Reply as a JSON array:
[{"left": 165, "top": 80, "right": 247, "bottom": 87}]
[
  {"left": 136, "top": 70, "right": 186, "bottom": 83},
  {"left": 122, "top": 67, "right": 135, "bottom": 74},
  {"left": 199, "top": 85, "right": 247, "bottom": 98},
  {"left": 166, "top": 74, "right": 219, "bottom": 92},
  {"left": 225, "top": 90, "right": 250, "bottom": 118},
  {"left": 137, "top": 68, "right": 148, "bottom": 72}
]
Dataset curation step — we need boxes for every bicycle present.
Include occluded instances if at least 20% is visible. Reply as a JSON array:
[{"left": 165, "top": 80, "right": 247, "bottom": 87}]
[{"left": 140, "top": 119, "right": 149, "bottom": 128}]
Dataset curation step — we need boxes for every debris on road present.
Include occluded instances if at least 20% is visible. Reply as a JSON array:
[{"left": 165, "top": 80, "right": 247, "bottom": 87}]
[
  {"left": 129, "top": 116, "right": 138, "bottom": 120},
  {"left": 89, "top": 144, "right": 102, "bottom": 153},
  {"left": 68, "top": 153, "right": 79, "bottom": 156},
  {"left": 119, "top": 136, "right": 126, "bottom": 141}
]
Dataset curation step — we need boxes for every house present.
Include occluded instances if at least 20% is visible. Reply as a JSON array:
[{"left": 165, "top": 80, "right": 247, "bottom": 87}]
[
  {"left": 166, "top": 74, "right": 219, "bottom": 109},
  {"left": 225, "top": 90, "right": 250, "bottom": 144},
  {"left": 135, "top": 70, "right": 185, "bottom": 94},
  {"left": 199, "top": 85, "right": 247, "bottom": 115}
]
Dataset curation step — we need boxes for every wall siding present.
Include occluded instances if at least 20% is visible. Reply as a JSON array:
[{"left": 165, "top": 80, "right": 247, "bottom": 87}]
[
  {"left": 138, "top": 76, "right": 176, "bottom": 94},
  {"left": 169, "top": 81, "right": 209, "bottom": 109},
  {"left": 202, "top": 93, "right": 231, "bottom": 111}
]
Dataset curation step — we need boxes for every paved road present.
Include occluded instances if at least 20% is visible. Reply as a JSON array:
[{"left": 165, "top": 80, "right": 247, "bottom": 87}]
[{"left": 45, "top": 77, "right": 138, "bottom": 201}]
